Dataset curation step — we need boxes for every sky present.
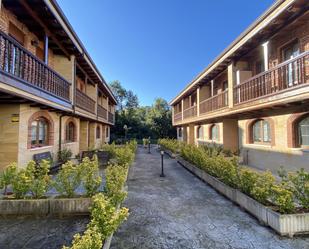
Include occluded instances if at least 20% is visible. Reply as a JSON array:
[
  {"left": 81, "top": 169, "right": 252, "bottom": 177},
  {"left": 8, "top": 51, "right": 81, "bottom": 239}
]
[{"left": 57, "top": 0, "right": 275, "bottom": 106}]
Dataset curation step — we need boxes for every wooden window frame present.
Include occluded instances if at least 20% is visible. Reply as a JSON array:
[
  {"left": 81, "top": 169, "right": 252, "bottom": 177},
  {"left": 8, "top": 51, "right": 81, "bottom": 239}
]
[
  {"left": 96, "top": 125, "right": 101, "bottom": 139},
  {"left": 31, "top": 117, "right": 49, "bottom": 148},
  {"left": 209, "top": 124, "right": 219, "bottom": 141},
  {"left": 65, "top": 121, "right": 76, "bottom": 143}
]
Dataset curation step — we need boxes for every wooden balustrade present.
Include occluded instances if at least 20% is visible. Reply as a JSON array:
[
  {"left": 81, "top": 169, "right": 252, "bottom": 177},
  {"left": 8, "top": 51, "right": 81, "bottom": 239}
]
[
  {"left": 97, "top": 104, "right": 107, "bottom": 120},
  {"left": 108, "top": 111, "right": 114, "bottom": 123},
  {"left": 174, "top": 112, "right": 182, "bottom": 123},
  {"left": 0, "top": 30, "right": 70, "bottom": 101},
  {"left": 234, "top": 51, "right": 309, "bottom": 105},
  {"left": 183, "top": 105, "right": 197, "bottom": 119},
  {"left": 76, "top": 89, "right": 96, "bottom": 114},
  {"left": 199, "top": 90, "right": 228, "bottom": 114}
]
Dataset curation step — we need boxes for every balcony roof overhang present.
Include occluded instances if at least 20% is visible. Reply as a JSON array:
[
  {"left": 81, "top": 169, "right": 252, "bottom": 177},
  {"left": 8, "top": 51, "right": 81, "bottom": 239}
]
[
  {"left": 170, "top": 0, "right": 309, "bottom": 106},
  {"left": 2, "top": 0, "right": 117, "bottom": 105}
]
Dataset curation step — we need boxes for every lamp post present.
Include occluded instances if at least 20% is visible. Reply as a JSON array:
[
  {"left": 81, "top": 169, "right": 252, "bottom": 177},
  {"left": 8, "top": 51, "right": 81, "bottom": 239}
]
[{"left": 160, "top": 150, "right": 165, "bottom": 177}]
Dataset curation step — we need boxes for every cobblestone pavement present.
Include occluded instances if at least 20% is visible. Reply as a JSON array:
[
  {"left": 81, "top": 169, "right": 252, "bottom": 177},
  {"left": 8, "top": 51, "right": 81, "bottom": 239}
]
[
  {"left": 111, "top": 147, "right": 309, "bottom": 249},
  {"left": 0, "top": 217, "right": 88, "bottom": 249}
]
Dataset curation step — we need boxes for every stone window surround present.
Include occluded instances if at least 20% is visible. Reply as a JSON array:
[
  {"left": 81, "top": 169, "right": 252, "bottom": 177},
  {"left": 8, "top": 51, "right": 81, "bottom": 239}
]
[
  {"left": 287, "top": 112, "right": 309, "bottom": 148},
  {"left": 246, "top": 117, "right": 275, "bottom": 147},
  {"left": 64, "top": 118, "right": 77, "bottom": 143},
  {"left": 27, "top": 111, "right": 54, "bottom": 149}
]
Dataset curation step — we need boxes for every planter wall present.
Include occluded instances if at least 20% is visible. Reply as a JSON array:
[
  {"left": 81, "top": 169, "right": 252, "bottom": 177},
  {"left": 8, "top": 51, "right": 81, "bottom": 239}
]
[
  {"left": 176, "top": 155, "right": 309, "bottom": 237},
  {"left": 0, "top": 198, "right": 92, "bottom": 216}
]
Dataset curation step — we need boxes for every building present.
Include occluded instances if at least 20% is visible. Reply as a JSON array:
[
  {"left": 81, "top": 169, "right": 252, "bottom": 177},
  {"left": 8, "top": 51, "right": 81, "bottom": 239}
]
[
  {"left": 170, "top": 0, "right": 309, "bottom": 173},
  {"left": 0, "top": 0, "right": 116, "bottom": 170}
]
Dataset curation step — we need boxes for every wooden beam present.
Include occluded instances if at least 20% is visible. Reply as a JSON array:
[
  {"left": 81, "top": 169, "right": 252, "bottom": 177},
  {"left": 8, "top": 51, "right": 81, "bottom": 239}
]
[{"left": 19, "top": 0, "right": 71, "bottom": 59}]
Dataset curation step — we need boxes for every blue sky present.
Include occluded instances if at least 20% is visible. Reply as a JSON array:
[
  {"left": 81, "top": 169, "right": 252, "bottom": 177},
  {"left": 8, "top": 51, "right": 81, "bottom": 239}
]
[{"left": 57, "top": 0, "right": 275, "bottom": 106}]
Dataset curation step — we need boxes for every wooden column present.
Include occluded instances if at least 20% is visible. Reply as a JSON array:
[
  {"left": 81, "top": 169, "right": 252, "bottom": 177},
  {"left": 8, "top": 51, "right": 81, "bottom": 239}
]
[
  {"left": 197, "top": 87, "right": 200, "bottom": 117},
  {"left": 227, "top": 63, "right": 235, "bottom": 108},
  {"left": 181, "top": 99, "right": 184, "bottom": 121},
  {"left": 262, "top": 41, "right": 269, "bottom": 71},
  {"left": 44, "top": 34, "right": 49, "bottom": 64}
]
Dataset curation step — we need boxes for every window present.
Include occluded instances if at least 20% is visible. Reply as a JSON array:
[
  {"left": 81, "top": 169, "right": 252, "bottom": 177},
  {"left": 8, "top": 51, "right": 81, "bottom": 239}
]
[
  {"left": 210, "top": 124, "right": 219, "bottom": 141},
  {"left": 9, "top": 22, "right": 24, "bottom": 45},
  {"left": 65, "top": 121, "right": 75, "bottom": 142},
  {"left": 197, "top": 126, "right": 203, "bottom": 139},
  {"left": 106, "top": 126, "right": 110, "bottom": 138},
  {"left": 252, "top": 119, "right": 271, "bottom": 144},
  {"left": 31, "top": 117, "right": 49, "bottom": 147},
  {"left": 96, "top": 125, "right": 101, "bottom": 139},
  {"left": 298, "top": 116, "right": 309, "bottom": 147}
]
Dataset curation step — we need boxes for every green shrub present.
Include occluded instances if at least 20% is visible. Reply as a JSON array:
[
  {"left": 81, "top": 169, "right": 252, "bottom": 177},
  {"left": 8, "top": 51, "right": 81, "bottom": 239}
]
[
  {"left": 288, "top": 169, "right": 309, "bottom": 209},
  {"left": 52, "top": 161, "right": 81, "bottom": 198},
  {"left": 89, "top": 193, "right": 129, "bottom": 239},
  {"left": 251, "top": 171, "right": 275, "bottom": 205},
  {"left": 80, "top": 157, "right": 102, "bottom": 197},
  {"left": 271, "top": 184, "right": 295, "bottom": 214},
  {"left": 62, "top": 226, "right": 102, "bottom": 249},
  {"left": 58, "top": 148, "right": 73, "bottom": 163},
  {"left": 0, "top": 163, "right": 17, "bottom": 195},
  {"left": 104, "top": 164, "right": 128, "bottom": 206},
  {"left": 28, "top": 160, "right": 51, "bottom": 199},
  {"left": 158, "top": 138, "right": 182, "bottom": 154},
  {"left": 238, "top": 168, "right": 259, "bottom": 195}
]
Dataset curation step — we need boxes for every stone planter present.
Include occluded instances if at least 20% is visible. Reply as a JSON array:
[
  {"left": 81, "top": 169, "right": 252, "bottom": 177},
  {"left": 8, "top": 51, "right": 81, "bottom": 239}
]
[
  {"left": 0, "top": 199, "right": 49, "bottom": 216},
  {"left": 164, "top": 149, "right": 178, "bottom": 159},
  {"left": 177, "top": 157, "right": 309, "bottom": 237},
  {"left": 49, "top": 198, "right": 92, "bottom": 216}
]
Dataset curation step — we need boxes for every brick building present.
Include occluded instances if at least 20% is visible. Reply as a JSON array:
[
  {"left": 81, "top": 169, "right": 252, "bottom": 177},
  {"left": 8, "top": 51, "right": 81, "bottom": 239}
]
[
  {"left": 0, "top": 0, "right": 116, "bottom": 169},
  {"left": 170, "top": 0, "right": 309, "bottom": 173}
]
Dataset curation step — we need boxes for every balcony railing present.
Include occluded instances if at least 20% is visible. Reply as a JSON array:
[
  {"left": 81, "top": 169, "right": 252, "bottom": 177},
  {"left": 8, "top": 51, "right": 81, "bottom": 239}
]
[
  {"left": 76, "top": 89, "right": 96, "bottom": 114},
  {"left": 97, "top": 104, "right": 107, "bottom": 120},
  {"left": 234, "top": 51, "right": 309, "bottom": 105},
  {"left": 108, "top": 111, "right": 114, "bottom": 123},
  {"left": 199, "top": 89, "right": 228, "bottom": 114},
  {"left": 0, "top": 30, "right": 70, "bottom": 101},
  {"left": 174, "top": 112, "right": 182, "bottom": 123},
  {"left": 183, "top": 105, "right": 197, "bottom": 119}
]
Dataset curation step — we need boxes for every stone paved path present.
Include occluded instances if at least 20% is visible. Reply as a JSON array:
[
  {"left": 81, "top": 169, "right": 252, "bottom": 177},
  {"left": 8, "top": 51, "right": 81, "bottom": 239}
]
[{"left": 111, "top": 146, "right": 309, "bottom": 249}]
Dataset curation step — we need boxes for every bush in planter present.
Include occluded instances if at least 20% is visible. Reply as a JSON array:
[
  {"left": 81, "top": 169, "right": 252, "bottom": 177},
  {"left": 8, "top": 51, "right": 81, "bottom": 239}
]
[
  {"left": 250, "top": 170, "right": 275, "bottom": 205},
  {"left": 271, "top": 184, "right": 295, "bottom": 214},
  {"left": 237, "top": 168, "right": 259, "bottom": 195},
  {"left": 62, "top": 225, "right": 102, "bottom": 249},
  {"left": 104, "top": 164, "right": 128, "bottom": 206},
  {"left": 58, "top": 148, "right": 73, "bottom": 163},
  {"left": 0, "top": 162, "right": 17, "bottom": 195},
  {"left": 28, "top": 160, "right": 51, "bottom": 199},
  {"left": 89, "top": 193, "right": 129, "bottom": 239},
  {"left": 80, "top": 157, "right": 102, "bottom": 197},
  {"left": 52, "top": 161, "right": 81, "bottom": 198},
  {"left": 288, "top": 169, "right": 309, "bottom": 209}
]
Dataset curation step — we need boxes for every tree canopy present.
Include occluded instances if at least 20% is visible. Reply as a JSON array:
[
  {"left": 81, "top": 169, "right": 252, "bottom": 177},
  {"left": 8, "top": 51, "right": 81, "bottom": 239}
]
[{"left": 109, "top": 81, "right": 176, "bottom": 142}]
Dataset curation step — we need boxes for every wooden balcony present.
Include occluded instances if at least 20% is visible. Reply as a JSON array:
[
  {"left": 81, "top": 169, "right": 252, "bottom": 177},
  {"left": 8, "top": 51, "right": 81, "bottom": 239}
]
[
  {"left": 108, "top": 111, "right": 114, "bottom": 124},
  {"left": 97, "top": 104, "right": 107, "bottom": 120},
  {"left": 174, "top": 112, "right": 182, "bottom": 123},
  {"left": 200, "top": 89, "right": 228, "bottom": 114},
  {"left": 76, "top": 89, "right": 96, "bottom": 114},
  {"left": 183, "top": 105, "right": 197, "bottom": 119},
  {"left": 234, "top": 51, "right": 309, "bottom": 105},
  {"left": 0, "top": 30, "right": 70, "bottom": 102}
]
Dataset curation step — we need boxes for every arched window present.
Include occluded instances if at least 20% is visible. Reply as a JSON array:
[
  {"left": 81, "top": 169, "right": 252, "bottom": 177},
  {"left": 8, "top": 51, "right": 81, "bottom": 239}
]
[
  {"left": 197, "top": 126, "right": 203, "bottom": 139},
  {"left": 96, "top": 125, "right": 101, "bottom": 139},
  {"left": 210, "top": 124, "right": 219, "bottom": 141},
  {"left": 31, "top": 117, "right": 49, "bottom": 147},
  {"left": 65, "top": 121, "right": 75, "bottom": 142},
  {"left": 252, "top": 119, "right": 271, "bottom": 144},
  {"left": 298, "top": 116, "right": 309, "bottom": 147}
]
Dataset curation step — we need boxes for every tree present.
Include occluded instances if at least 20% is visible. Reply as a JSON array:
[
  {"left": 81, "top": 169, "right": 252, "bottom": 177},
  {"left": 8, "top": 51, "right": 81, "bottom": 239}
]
[
  {"left": 125, "top": 90, "right": 139, "bottom": 109},
  {"left": 109, "top": 81, "right": 127, "bottom": 110}
]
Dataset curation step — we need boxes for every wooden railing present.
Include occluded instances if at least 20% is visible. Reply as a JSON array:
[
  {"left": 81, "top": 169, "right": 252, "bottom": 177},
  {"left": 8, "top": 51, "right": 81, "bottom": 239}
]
[
  {"left": 76, "top": 89, "right": 96, "bottom": 114},
  {"left": 108, "top": 111, "right": 114, "bottom": 123},
  {"left": 183, "top": 105, "right": 197, "bottom": 119},
  {"left": 234, "top": 51, "right": 309, "bottom": 105},
  {"left": 174, "top": 112, "right": 182, "bottom": 123},
  {"left": 199, "top": 90, "right": 228, "bottom": 114},
  {"left": 97, "top": 104, "right": 107, "bottom": 120},
  {"left": 0, "top": 30, "right": 70, "bottom": 101}
]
